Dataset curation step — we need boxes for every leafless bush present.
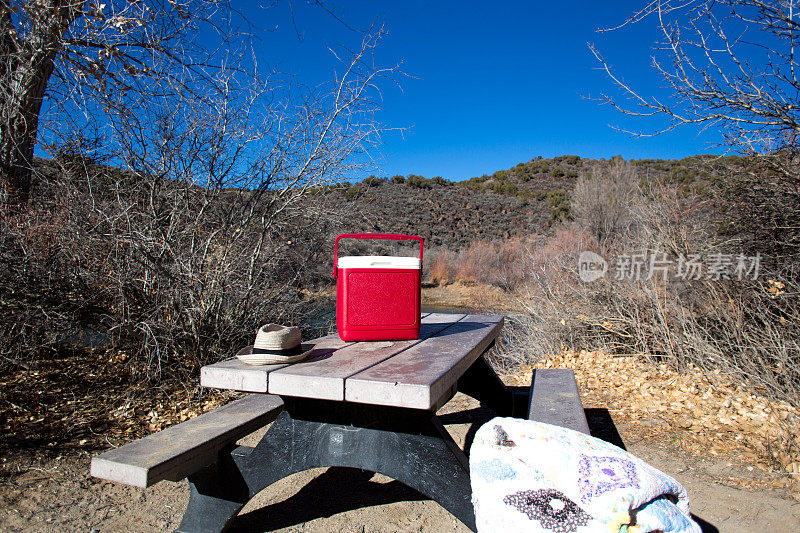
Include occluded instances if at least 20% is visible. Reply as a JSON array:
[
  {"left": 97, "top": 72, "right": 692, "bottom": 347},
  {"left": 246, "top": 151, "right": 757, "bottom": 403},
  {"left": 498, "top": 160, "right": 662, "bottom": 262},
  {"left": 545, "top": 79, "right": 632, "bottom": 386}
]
[
  {"left": 572, "top": 159, "right": 639, "bottom": 246},
  {"left": 427, "top": 247, "right": 458, "bottom": 285},
  {"left": 567, "top": 1, "right": 800, "bottom": 463},
  {"left": 717, "top": 153, "right": 800, "bottom": 270},
  {"left": 455, "top": 240, "right": 527, "bottom": 289},
  {"left": 502, "top": 227, "right": 602, "bottom": 366},
  {"left": 597, "top": 190, "right": 800, "bottom": 406},
  {"left": 424, "top": 237, "right": 536, "bottom": 290},
  {"left": 0, "top": 206, "right": 85, "bottom": 368},
  {"left": 591, "top": 0, "right": 800, "bottom": 272},
  {"left": 507, "top": 168, "right": 800, "bottom": 422},
  {"left": 0, "top": 26, "right": 399, "bottom": 381}
]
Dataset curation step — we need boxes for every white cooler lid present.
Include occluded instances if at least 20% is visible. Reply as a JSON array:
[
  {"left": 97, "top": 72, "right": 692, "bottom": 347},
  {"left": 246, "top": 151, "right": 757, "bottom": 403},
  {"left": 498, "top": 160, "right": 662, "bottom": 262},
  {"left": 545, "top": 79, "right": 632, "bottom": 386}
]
[{"left": 338, "top": 256, "right": 421, "bottom": 269}]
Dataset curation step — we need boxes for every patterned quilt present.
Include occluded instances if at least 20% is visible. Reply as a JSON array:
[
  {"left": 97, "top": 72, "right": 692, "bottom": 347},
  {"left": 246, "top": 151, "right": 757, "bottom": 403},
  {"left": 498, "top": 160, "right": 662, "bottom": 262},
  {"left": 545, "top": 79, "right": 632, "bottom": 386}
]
[{"left": 470, "top": 417, "right": 701, "bottom": 533}]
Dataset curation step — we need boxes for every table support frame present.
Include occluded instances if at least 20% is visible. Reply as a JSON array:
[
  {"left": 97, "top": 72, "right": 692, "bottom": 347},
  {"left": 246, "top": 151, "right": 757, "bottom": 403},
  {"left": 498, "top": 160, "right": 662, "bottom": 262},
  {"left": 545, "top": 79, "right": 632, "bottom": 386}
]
[{"left": 177, "top": 354, "right": 516, "bottom": 533}]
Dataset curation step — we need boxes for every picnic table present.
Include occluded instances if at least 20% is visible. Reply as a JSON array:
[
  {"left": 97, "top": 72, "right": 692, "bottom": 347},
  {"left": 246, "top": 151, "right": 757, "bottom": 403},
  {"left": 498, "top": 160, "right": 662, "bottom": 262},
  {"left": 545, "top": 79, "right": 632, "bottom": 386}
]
[{"left": 91, "top": 312, "right": 589, "bottom": 532}]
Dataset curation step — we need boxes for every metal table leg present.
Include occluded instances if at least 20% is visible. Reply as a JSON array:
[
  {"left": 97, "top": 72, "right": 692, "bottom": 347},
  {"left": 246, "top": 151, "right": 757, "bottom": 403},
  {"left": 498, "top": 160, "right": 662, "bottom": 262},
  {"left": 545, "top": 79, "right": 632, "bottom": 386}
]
[
  {"left": 457, "top": 354, "right": 529, "bottom": 417},
  {"left": 176, "top": 398, "right": 476, "bottom": 532}
]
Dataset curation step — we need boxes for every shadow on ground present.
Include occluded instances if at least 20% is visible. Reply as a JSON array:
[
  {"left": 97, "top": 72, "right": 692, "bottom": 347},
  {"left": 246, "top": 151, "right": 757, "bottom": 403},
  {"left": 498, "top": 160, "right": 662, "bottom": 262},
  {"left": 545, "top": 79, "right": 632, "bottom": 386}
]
[
  {"left": 229, "top": 467, "right": 426, "bottom": 532},
  {"left": 585, "top": 407, "right": 627, "bottom": 449},
  {"left": 692, "top": 514, "right": 720, "bottom": 533},
  {"left": 229, "top": 404, "right": 720, "bottom": 532}
]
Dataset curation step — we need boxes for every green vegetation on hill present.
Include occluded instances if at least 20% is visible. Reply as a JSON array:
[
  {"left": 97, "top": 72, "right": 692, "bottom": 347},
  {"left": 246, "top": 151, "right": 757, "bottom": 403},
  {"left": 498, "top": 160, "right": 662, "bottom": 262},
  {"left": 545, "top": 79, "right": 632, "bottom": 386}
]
[
  {"left": 352, "top": 154, "right": 725, "bottom": 198},
  {"left": 334, "top": 154, "right": 731, "bottom": 250}
]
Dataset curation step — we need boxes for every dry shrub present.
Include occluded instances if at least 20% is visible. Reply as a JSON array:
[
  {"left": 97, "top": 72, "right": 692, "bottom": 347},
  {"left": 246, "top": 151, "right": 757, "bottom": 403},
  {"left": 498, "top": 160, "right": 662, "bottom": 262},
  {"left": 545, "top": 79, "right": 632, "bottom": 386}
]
[
  {"left": 589, "top": 264, "right": 800, "bottom": 467},
  {"left": 455, "top": 241, "right": 498, "bottom": 283},
  {"left": 718, "top": 153, "right": 800, "bottom": 270},
  {"left": 505, "top": 161, "right": 800, "bottom": 466},
  {"left": 427, "top": 248, "right": 457, "bottom": 285},
  {"left": 0, "top": 207, "right": 87, "bottom": 368},
  {"left": 503, "top": 226, "right": 600, "bottom": 367},
  {"left": 572, "top": 159, "right": 638, "bottom": 246},
  {"left": 0, "top": 28, "right": 394, "bottom": 383},
  {"left": 523, "top": 226, "right": 596, "bottom": 281},
  {"left": 425, "top": 237, "right": 535, "bottom": 290},
  {"left": 0, "top": 160, "right": 343, "bottom": 382}
]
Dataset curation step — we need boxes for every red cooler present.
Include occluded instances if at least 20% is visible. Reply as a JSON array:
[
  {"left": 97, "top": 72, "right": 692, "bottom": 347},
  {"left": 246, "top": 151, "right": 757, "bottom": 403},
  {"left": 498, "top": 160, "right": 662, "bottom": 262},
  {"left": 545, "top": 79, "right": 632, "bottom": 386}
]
[{"left": 333, "top": 233, "right": 423, "bottom": 341}]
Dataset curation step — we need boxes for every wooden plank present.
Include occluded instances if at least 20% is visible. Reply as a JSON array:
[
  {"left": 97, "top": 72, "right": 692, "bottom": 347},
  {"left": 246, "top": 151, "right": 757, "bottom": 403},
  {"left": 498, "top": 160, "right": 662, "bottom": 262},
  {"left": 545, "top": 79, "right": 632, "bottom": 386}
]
[
  {"left": 200, "top": 334, "right": 349, "bottom": 393},
  {"left": 268, "top": 313, "right": 466, "bottom": 401},
  {"left": 527, "top": 369, "right": 590, "bottom": 434},
  {"left": 90, "top": 394, "right": 284, "bottom": 488},
  {"left": 345, "top": 315, "right": 504, "bottom": 410},
  {"left": 200, "top": 314, "right": 433, "bottom": 393}
]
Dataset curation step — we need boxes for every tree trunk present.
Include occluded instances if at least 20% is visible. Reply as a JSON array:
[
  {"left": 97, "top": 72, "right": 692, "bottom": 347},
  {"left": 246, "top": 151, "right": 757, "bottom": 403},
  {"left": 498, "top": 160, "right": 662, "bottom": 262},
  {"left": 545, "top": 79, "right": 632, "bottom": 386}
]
[
  {"left": 0, "top": 62, "right": 54, "bottom": 207},
  {"left": 0, "top": 0, "right": 81, "bottom": 208}
]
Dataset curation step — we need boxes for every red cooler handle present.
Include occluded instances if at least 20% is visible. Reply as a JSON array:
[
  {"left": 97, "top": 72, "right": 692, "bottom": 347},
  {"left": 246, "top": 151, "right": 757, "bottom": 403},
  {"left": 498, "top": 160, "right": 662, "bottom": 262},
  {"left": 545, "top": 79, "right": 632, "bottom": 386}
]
[{"left": 332, "top": 233, "right": 424, "bottom": 277}]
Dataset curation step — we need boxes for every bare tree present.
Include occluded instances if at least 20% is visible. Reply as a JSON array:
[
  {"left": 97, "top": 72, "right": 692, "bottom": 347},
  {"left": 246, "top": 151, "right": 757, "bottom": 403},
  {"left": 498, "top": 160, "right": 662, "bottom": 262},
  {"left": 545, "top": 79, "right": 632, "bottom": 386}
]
[
  {"left": 0, "top": 0, "right": 244, "bottom": 207},
  {"left": 580, "top": 2, "right": 800, "bottom": 438},
  {"left": 0, "top": 1, "right": 401, "bottom": 377},
  {"left": 590, "top": 0, "right": 800, "bottom": 155},
  {"left": 591, "top": 0, "right": 800, "bottom": 264}
]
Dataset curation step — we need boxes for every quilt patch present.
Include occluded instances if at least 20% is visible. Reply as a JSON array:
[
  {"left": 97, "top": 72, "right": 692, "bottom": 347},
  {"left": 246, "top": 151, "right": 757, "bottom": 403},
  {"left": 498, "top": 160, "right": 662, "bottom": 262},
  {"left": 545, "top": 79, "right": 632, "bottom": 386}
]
[
  {"left": 469, "top": 417, "right": 701, "bottom": 533},
  {"left": 504, "top": 489, "right": 592, "bottom": 532},
  {"left": 578, "top": 455, "right": 640, "bottom": 502}
]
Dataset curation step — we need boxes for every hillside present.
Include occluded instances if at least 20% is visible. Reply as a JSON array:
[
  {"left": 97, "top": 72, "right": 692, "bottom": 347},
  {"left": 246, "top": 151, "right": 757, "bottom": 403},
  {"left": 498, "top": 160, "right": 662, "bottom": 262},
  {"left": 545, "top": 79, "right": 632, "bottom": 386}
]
[{"left": 332, "top": 153, "right": 728, "bottom": 250}]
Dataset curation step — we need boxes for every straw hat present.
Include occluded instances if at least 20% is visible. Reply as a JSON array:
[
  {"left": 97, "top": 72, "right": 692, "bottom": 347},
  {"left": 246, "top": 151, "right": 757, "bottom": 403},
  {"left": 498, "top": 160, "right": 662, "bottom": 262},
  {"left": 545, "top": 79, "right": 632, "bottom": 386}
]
[{"left": 236, "top": 324, "right": 314, "bottom": 365}]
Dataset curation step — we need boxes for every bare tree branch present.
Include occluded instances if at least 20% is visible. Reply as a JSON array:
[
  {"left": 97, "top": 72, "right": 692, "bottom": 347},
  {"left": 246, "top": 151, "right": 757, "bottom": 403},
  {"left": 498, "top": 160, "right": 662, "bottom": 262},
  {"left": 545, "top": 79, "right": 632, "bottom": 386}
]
[
  {"left": 0, "top": 2, "right": 403, "bottom": 377},
  {"left": 591, "top": 0, "right": 800, "bottom": 154}
]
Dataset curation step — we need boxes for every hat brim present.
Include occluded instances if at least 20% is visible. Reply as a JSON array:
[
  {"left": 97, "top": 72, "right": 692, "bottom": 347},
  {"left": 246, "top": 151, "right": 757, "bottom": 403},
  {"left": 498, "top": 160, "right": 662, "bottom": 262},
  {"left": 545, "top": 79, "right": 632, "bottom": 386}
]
[{"left": 236, "top": 342, "right": 317, "bottom": 366}]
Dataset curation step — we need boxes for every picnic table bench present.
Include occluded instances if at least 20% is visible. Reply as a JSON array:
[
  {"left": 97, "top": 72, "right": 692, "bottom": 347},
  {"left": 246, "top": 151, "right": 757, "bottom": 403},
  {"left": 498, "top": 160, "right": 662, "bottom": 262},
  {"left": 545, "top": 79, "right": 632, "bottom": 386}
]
[{"left": 91, "top": 312, "right": 589, "bottom": 532}]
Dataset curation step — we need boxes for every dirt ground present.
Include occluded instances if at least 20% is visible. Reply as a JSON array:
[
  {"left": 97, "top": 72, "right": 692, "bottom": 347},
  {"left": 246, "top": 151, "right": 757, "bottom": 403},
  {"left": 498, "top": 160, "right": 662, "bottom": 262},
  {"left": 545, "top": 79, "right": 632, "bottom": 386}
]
[{"left": 2, "top": 390, "right": 799, "bottom": 532}]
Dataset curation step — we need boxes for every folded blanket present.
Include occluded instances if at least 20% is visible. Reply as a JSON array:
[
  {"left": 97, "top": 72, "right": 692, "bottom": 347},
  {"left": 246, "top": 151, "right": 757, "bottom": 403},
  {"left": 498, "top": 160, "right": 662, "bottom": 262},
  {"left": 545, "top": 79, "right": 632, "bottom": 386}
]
[{"left": 470, "top": 417, "right": 701, "bottom": 533}]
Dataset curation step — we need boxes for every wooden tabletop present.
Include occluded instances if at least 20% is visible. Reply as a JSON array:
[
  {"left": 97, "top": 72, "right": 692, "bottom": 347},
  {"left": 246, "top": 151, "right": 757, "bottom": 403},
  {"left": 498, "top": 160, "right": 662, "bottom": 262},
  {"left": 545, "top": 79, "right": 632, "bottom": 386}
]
[{"left": 200, "top": 313, "right": 503, "bottom": 410}]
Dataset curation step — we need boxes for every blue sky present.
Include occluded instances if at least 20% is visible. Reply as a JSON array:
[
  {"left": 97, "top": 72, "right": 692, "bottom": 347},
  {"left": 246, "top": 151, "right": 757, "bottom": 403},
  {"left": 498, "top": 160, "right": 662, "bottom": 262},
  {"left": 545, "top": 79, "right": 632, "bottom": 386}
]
[{"left": 248, "top": 1, "right": 721, "bottom": 181}]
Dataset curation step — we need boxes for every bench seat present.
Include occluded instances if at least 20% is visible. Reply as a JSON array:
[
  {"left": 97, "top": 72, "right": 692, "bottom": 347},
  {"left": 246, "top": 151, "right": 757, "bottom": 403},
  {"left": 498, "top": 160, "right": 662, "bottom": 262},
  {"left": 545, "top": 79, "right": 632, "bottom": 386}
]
[
  {"left": 90, "top": 394, "right": 283, "bottom": 488},
  {"left": 527, "top": 369, "right": 589, "bottom": 434}
]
